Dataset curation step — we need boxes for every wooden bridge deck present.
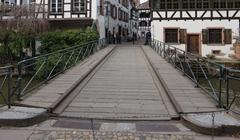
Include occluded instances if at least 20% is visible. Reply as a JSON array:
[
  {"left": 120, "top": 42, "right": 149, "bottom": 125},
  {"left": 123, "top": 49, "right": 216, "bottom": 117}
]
[
  {"left": 61, "top": 46, "right": 175, "bottom": 120},
  {"left": 17, "top": 46, "right": 115, "bottom": 109},
  {"left": 16, "top": 44, "right": 221, "bottom": 120},
  {"left": 142, "top": 46, "right": 220, "bottom": 113}
]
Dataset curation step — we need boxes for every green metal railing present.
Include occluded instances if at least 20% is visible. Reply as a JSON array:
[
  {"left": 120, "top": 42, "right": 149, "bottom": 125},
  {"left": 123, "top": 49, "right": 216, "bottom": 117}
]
[
  {"left": 0, "top": 38, "right": 107, "bottom": 108},
  {"left": 150, "top": 39, "right": 240, "bottom": 114},
  {"left": 0, "top": 66, "right": 13, "bottom": 108}
]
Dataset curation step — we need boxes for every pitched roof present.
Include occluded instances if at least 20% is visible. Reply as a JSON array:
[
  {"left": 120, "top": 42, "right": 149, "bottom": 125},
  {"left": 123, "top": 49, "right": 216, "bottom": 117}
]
[{"left": 137, "top": 0, "right": 149, "bottom": 10}]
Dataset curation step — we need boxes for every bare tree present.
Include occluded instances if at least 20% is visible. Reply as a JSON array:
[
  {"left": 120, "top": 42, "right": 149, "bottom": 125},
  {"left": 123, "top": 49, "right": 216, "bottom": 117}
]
[{"left": 0, "top": 4, "right": 49, "bottom": 64}]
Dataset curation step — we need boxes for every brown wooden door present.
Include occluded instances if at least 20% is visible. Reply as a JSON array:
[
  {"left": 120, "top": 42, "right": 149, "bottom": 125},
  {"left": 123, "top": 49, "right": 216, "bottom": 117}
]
[{"left": 187, "top": 34, "right": 200, "bottom": 54}]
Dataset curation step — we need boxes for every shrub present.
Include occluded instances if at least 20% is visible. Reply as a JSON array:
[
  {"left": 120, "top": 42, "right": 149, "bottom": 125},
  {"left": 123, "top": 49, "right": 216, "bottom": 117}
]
[
  {"left": 38, "top": 27, "right": 99, "bottom": 54},
  {"left": 35, "top": 27, "right": 99, "bottom": 78}
]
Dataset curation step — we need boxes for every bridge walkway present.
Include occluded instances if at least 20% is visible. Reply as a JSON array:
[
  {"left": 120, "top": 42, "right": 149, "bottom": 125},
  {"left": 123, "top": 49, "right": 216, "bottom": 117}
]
[
  {"left": 16, "top": 44, "right": 224, "bottom": 121},
  {"left": 60, "top": 45, "right": 177, "bottom": 120},
  {"left": 16, "top": 46, "right": 115, "bottom": 110},
  {"left": 141, "top": 46, "right": 220, "bottom": 114}
]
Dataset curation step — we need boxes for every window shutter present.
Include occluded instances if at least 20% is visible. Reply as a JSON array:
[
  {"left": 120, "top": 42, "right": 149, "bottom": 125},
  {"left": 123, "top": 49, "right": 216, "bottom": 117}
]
[
  {"left": 111, "top": 5, "right": 114, "bottom": 18},
  {"left": 180, "top": 29, "right": 187, "bottom": 44},
  {"left": 202, "top": 29, "right": 209, "bottom": 44},
  {"left": 115, "top": 7, "right": 117, "bottom": 19},
  {"left": 224, "top": 29, "right": 232, "bottom": 44},
  {"left": 100, "top": 0, "right": 103, "bottom": 15}
]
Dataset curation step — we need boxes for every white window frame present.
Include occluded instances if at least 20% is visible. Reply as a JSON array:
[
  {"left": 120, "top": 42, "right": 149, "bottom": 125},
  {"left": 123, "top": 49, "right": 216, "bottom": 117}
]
[
  {"left": 72, "top": 0, "right": 87, "bottom": 13},
  {"left": 50, "top": 0, "right": 63, "bottom": 14}
]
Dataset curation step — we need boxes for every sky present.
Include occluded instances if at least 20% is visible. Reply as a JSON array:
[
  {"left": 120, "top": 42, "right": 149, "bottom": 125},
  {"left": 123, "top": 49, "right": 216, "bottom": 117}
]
[{"left": 140, "top": 0, "right": 147, "bottom": 3}]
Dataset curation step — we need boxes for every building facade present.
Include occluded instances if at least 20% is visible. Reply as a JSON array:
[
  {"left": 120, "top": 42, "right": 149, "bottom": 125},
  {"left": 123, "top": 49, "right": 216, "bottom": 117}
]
[
  {"left": 137, "top": 1, "right": 151, "bottom": 38},
  {"left": 150, "top": 0, "right": 240, "bottom": 59},
  {"left": 0, "top": 0, "right": 139, "bottom": 40},
  {"left": 101, "top": 0, "right": 131, "bottom": 41},
  {"left": 129, "top": 0, "right": 139, "bottom": 40}
]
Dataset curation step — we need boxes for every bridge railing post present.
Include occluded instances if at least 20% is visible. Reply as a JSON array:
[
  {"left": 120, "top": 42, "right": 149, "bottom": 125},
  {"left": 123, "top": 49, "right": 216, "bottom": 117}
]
[
  {"left": 163, "top": 43, "right": 166, "bottom": 58},
  {"left": 226, "top": 69, "right": 230, "bottom": 108},
  {"left": 196, "top": 57, "right": 200, "bottom": 86},
  {"left": 17, "top": 63, "right": 22, "bottom": 100},
  {"left": 183, "top": 52, "right": 186, "bottom": 75},
  {"left": 7, "top": 66, "right": 13, "bottom": 109},
  {"left": 174, "top": 48, "right": 177, "bottom": 68},
  {"left": 219, "top": 65, "right": 224, "bottom": 108}
]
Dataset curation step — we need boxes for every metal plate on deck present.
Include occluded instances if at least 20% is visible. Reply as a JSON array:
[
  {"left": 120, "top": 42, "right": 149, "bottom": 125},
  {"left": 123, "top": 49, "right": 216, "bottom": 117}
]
[
  {"left": 53, "top": 119, "right": 101, "bottom": 130},
  {"left": 136, "top": 122, "right": 180, "bottom": 132}
]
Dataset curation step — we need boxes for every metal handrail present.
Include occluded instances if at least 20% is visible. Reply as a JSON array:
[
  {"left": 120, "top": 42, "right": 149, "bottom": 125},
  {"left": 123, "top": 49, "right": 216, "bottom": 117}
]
[
  {"left": 0, "top": 65, "right": 13, "bottom": 108},
  {"left": 17, "top": 39, "right": 107, "bottom": 98},
  {"left": 0, "top": 38, "right": 107, "bottom": 108},
  {"left": 150, "top": 38, "right": 240, "bottom": 112},
  {"left": 17, "top": 40, "right": 99, "bottom": 65}
]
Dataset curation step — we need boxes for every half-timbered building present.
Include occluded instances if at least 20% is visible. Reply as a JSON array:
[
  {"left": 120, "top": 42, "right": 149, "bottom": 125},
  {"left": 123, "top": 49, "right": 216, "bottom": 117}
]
[
  {"left": 137, "top": 0, "right": 151, "bottom": 38},
  {"left": 150, "top": 0, "right": 240, "bottom": 59},
  {"left": 0, "top": 0, "right": 139, "bottom": 39}
]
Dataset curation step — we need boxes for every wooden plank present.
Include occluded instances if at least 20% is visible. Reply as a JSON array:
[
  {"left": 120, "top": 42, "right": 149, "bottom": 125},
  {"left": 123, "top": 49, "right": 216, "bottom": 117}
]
[
  {"left": 61, "top": 46, "right": 171, "bottom": 120},
  {"left": 18, "top": 46, "right": 115, "bottom": 108},
  {"left": 142, "top": 46, "right": 220, "bottom": 114}
]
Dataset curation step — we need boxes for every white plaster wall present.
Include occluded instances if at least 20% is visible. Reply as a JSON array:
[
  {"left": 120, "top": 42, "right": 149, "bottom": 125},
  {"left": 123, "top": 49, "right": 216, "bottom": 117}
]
[
  {"left": 152, "top": 20, "right": 239, "bottom": 58},
  {"left": 91, "top": 0, "right": 97, "bottom": 19},
  {"left": 64, "top": 4, "right": 71, "bottom": 11},
  {"left": 98, "top": 16, "right": 105, "bottom": 39}
]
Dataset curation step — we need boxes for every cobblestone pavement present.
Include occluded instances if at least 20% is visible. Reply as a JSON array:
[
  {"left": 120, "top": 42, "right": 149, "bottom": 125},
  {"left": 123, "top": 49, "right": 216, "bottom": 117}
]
[
  {"left": 28, "top": 130, "right": 194, "bottom": 140},
  {"left": 0, "top": 119, "right": 238, "bottom": 140}
]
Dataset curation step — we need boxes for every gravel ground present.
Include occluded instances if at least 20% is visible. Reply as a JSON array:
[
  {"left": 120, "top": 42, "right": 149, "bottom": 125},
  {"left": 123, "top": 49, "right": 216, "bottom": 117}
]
[{"left": 28, "top": 130, "right": 194, "bottom": 140}]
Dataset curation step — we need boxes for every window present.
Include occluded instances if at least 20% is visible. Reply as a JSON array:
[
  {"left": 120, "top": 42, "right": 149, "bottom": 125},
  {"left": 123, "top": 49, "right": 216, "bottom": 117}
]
[
  {"left": 160, "top": 0, "right": 165, "bottom": 9},
  {"left": 227, "top": 1, "right": 234, "bottom": 8},
  {"left": 111, "top": 5, "right": 117, "bottom": 19},
  {"left": 209, "top": 29, "right": 223, "bottom": 44},
  {"left": 220, "top": 0, "right": 226, "bottom": 8},
  {"left": 140, "top": 12, "right": 150, "bottom": 18},
  {"left": 202, "top": 28, "right": 232, "bottom": 45},
  {"left": 165, "top": 28, "right": 179, "bottom": 43},
  {"left": 99, "top": 0, "right": 104, "bottom": 15},
  {"left": 189, "top": 0, "right": 195, "bottom": 9},
  {"left": 196, "top": 1, "right": 202, "bottom": 8},
  {"left": 72, "top": 0, "right": 86, "bottom": 13},
  {"left": 203, "top": 0, "right": 209, "bottom": 8},
  {"left": 152, "top": 0, "right": 240, "bottom": 10},
  {"left": 140, "top": 21, "right": 147, "bottom": 27},
  {"left": 213, "top": 0, "right": 219, "bottom": 8},
  {"left": 173, "top": 0, "right": 179, "bottom": 9},
  {"left": 212, "top": 50, "right": 221, "bottom": 55},
  {"left": 236, "top": 1, "right": 240, "bottom": 8},
  {"left": 182, "top": 0, "right": 189, "bottom": 9},
  {"left": 50, "top": 0, "right": 63, "bottom": 13},
  {"left": 166, "top": 0, "right": 172, "bottom": 9}
]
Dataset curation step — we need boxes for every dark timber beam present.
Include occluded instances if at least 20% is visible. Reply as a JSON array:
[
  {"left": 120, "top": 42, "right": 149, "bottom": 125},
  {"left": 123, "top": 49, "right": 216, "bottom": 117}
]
[{"left": 150, "top": 0, "right": 240, "bottom": 21}]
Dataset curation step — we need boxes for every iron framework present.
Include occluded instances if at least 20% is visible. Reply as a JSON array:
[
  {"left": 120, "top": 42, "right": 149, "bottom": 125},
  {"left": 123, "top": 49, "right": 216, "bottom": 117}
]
[
  {"left": 0, "top": 39, "right": 107, "bottom": 108},
  {"left": 150, "top": 38, "right": 240, "bottom": 114}
]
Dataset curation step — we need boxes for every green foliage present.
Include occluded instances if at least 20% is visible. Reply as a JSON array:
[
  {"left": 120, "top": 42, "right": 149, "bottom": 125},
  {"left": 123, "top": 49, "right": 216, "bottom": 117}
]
[
  {"left": 34, "top": 27, "right": 99, "bottom": 78},
  {"left": 0, "top": 28, "right": 27, "bottom": 64},
  {"left": 35, "top": 54, "right": 65, "bottom": 79},
  {"left": 39, "top": 27, "right": 99, "bottom": 54}
]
